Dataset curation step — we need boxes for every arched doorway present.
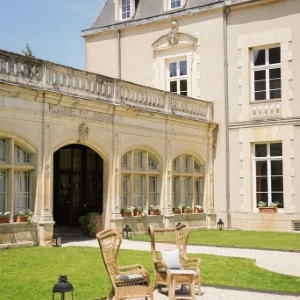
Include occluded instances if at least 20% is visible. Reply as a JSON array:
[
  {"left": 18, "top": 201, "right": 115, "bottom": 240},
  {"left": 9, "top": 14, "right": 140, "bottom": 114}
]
[{"left": 53, "top": 144, "right": 103, "bottom": 228}]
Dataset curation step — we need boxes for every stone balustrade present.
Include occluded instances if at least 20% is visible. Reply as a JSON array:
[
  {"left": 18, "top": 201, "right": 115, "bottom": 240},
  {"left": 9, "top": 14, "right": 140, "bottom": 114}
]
[
  {"left": 0, "top": 49, "right": 213, "bottom": 122},
  {"left": 250, "top": 100, "right": 281, "bottom": 119}
]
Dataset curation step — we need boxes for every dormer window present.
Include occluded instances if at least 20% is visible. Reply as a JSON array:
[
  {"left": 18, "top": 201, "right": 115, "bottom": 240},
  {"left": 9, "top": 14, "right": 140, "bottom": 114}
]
[
  {"left": 171, "top": 0, "right": 181, "bottom": 9},
  {"left": 122, "top": 0, "right": 131, "bottom": 19}
]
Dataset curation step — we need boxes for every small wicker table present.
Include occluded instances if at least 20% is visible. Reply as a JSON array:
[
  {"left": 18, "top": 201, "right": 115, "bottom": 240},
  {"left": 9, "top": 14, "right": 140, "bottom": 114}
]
[{"left": 168, "top": 269, "right": 196, "bottom": 300}]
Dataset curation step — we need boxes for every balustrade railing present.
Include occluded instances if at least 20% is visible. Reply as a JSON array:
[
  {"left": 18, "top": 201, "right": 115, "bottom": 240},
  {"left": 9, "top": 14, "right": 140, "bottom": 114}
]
[
  {"left": 0, "top": 49, "right": 213, "bottom": 122},
  {"left": 250, "top": 100, "right": 281, "bottom": 119}
]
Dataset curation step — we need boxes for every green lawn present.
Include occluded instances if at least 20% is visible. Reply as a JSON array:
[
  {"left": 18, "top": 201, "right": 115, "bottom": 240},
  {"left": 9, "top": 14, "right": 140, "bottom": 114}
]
[
  {"left": 131, "top": 229, "right": 300, "bottom": 251},
  {"left": 0, "top": 246, "right": 300, "bottom": 299}
]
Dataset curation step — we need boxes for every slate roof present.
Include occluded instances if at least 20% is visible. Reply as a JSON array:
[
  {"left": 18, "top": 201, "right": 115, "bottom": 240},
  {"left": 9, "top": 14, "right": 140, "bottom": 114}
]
[{"left": 88, "top": 0, "right": 223, "bottom": 30}]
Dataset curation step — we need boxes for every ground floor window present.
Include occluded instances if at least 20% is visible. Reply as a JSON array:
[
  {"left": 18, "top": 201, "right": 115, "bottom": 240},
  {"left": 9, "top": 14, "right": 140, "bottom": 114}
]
[
  {"left": 172, "top": 154, "right": 204, "bottom": 209},
  {"left": 253, "top": 142, "right": 283, "bottom": 208},
  {"left": 0, "top": 138, "right": 34, "bottom": 216},
  {"left": 121, "top": 150, "right": 160, "bottom": 210}
]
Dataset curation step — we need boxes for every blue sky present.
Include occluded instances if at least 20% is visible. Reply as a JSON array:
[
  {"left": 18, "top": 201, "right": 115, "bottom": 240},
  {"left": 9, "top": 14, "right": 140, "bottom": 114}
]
[{"left": 1, "top": 0, "right": 104, "bottom": 70}]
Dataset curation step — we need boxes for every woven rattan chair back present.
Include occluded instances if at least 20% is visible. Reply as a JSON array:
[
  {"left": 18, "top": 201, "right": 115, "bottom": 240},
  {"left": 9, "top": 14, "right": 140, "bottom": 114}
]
[{"left": 97, "top": 229, "right": 153, "bottom": 300}]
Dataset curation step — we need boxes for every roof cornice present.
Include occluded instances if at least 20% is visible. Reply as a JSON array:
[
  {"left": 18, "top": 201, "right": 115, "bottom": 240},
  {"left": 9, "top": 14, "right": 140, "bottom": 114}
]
[{"left": 81, "top": 1, "right": 225, "bottom": 37}]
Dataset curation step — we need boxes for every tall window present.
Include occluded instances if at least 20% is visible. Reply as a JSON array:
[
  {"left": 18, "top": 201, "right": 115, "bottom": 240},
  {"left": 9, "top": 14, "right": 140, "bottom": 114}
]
[
  {"left": 122, "top": 0, "right": 130, "bottom": 19},
  {"left": 0, "top": 139, "right": 34, "bottom": 217},
  {"left": 168, "top": 60, "right": 187, "bottom": 96},
  {"left": 0, "top": 171, "right": 6, "bottom": 213},
  {"left": 254, "top": 143, "right": 283, "bottom": 208},
  {"left": 121, "top": 150, "right": 160, "bottom": 211},
  {"left": 171, "top": 0, "right": 181, "bottom": 9},
  {"left": 252, "top": 46, "right": 281, "bottom": 101},
  {"left": 172, "top": 154, "right": 204, "bottom": 209}
]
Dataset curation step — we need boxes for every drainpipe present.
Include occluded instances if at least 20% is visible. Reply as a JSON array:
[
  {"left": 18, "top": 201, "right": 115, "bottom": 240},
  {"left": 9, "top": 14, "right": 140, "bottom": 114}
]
[
  {"left": 223, "top": 6, "right": 231, "bottom": 229},
  {"left": 118, "top": 30, "right": 121, "bottom": 79}
]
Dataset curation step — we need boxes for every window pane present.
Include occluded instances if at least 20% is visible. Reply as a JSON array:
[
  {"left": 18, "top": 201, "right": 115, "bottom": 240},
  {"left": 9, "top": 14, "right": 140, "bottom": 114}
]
[
  {"left": 254, "top": 80, "right": 266, "bottom": 91},
  {"left": 269, "top": 47, "right": 280, "bottom": 64},
  {"left": 179, "top": 61, "right": 187, "bottom": 75},
  {"left": 0, "top": 171, "right": 6, "bottom": 213},
  {"left": 170, "top": 81, "right": 177, "bottom": 93},
  {"left": 122, "top": 0, "right": 130, "bottom": 19},
  {"left": 269, "top": 68, "right": 281, "bottom": 79},
  {"left": 255, "top": 144, "right": 267, "bottom": 157},
  {"left": 148, "top": 156, "right": 157, "bottom": 170},
  {"left": 256, "top": 177, "right": 268, "bottom": 192},
  {"left": 149, "top": 176, "right": 158, "bottom": 205},
  {"left": 122, "top": 175, "right": 129, "bottom": 205},
  {"left": 255, "top": 91, "right": 266, "bottom": 100},
  {"left": 270, "top": 79, "right": 281, "bottom": 89},
  {"left": 254, "top": 49, "right": 265, "bottom": 66},
  {"left": 270, "top": 89, "right": 281, "bottom": 99},
  {"left": 254, "top": 70, "right": 266, "bottom": 80},
  {"left": 14, "top": 145, "right": 29, "bottom": 163},
  {"left": 256, "top": 192, "right": 268, "bottom": 203},
  {"left": 256, "top": 161, "right": 267, "bottom": 176},
  {"left": 14, "top": 171, "right": 30, "bottom": 212},
  {"left": 271, "top": 161, "right": 282, "bottom": 175},
  {"left": 272, "top": 193, "right": 283, "bottom": 208},
  {"left": 180, "top": 80, "right": 187, "bottom": 94},
  {"left": 270, "top": 143, "right": 282, "bottom": 156},
  {"left": 169, "top": 62, "right": 176, "bottom": 77},
  {"left": 173, "top": 177, "right": 179, "bottom": 206},
  {"left": 0, "top": 139, "right": 6, "bottom": 162},
  {"left": 271, "top": 176, "right": 283, "bottom": 191}
]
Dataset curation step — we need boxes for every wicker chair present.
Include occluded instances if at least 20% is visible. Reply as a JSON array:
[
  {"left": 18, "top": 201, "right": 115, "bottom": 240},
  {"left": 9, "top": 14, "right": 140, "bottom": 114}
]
[
  {"left": 96, "top": 229, "right": 153, "bottom": 300},
  {"left": 148, "top": 224, "right": 201, "bottom": 295}
]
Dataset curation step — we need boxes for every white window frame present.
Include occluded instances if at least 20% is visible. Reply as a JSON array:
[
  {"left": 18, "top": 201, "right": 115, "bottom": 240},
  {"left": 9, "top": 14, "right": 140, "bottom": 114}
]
[
  {"left": 116, "top": 0, "right": 135, "bottom": 21},
  {"left": 172, "top": 154, "right": 204, "bottom": 209},
  {"left": 252, "top": 142, "right": 283, "bottom": 210},
  {"left": 0, "top": 138, "right": 35, "bottom": 219},
  {"left": 251, "top": 46, "right": 281, "bottom": 101},
  {"left": 167, "top": 58, "right": 188, "bottom": 96},
  {"left": 0, "top": 170, "right": 7, "bottom": 213},
  {"left": 121, "top": 150, "right": 160, "bottom": 212}
]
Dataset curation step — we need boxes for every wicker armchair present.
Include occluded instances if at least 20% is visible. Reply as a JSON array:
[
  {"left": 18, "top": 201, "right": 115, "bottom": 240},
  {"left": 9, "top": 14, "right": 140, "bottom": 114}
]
[
  {"left": 148, "top": 224, "right": 201, "bottom": 295},
  {"left": 96, "top": 229, "right": 153, "bottom": 300}
]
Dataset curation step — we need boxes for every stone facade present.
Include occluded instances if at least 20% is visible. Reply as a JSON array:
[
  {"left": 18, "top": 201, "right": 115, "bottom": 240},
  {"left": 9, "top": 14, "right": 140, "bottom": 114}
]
[
  {"left": 82, "top": 0, "right": 300, "bottom": 232},
  {"left": 0, "top": 50, "right": 216, "bottom": 247}
]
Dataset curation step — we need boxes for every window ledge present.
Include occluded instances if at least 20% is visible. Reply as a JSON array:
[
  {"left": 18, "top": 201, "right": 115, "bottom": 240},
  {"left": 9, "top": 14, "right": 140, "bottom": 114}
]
[{"left": 250, "top": 99, "right": 281, "bottom": 120}]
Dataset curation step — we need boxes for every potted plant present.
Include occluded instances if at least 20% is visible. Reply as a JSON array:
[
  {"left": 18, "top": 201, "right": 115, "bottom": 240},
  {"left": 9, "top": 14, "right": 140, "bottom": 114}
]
[
  {"left": 172, "top": 205, "right": 181, "bottom": 215},
  {"left": 121, "top": 205, "right": 134, "bottom": 217},
  {"left": 0, "top": 211, "right": 10, "bottom": 224},
  {"left": 15, "top": 209, "right": 34, "bottom": 223},
  {"left": 149, "top": 205, "right": 161, "bottom": 215},
  {"left": 258, "top": 201, "right": 278, "bottom": 213},
  {"left": 78, "top": 212, "right": 99, "bottom": 237},
  {"left": 182, "top": 205, "right": 193, "bottom": 213},
  {"left": 134, "top": 206, "right": 144, "bottom": 217},
  {"left": 194, "top": 205, "right": 204, "bottom": 213}
]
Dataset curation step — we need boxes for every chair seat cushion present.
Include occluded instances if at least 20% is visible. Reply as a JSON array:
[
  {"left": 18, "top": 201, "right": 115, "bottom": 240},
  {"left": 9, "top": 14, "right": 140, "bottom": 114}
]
[
  {"left": 116, "top": 274, "right": 148, "bottom": 287},
  {"left": 160, "top": 249, "right": 181, "bottom": 269}
]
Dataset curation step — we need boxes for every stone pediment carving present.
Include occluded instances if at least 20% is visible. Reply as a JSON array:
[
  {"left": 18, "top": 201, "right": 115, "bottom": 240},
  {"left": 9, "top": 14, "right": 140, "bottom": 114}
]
[{"left": 152, "top": 21, "right": 197, "bottom": 51}]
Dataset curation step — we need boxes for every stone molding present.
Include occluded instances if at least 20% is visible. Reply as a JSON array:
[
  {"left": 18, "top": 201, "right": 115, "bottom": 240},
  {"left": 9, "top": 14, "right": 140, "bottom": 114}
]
[{"left": 0, "top": 49, "right": 213, "bottom": 122}]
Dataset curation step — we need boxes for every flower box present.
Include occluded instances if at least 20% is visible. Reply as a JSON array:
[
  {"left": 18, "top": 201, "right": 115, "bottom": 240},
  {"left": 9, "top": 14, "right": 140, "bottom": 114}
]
[
  {"left": 0, "top": 217, "right": 9, "bottom": 224},
  {"left": 183, "top": 209, "right": 193, "bottom": 214},
  {"left": 194, "top": 208, "right": 204, "bottom": 213},
  {"left": 173, "top": 209, "right": 181, "bottom": 215},
  {"left": 134, "top": 210, "right": 142, "bottom": 217},
  {"left": 258, "top": 207, "right": 278, "bottom": 214}
]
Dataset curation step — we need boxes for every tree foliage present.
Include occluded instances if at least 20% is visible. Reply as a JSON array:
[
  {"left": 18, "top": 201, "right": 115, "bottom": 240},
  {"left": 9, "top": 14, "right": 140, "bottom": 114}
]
[{"left": 22, "top": 43, "right": 35, "bottom": 58}]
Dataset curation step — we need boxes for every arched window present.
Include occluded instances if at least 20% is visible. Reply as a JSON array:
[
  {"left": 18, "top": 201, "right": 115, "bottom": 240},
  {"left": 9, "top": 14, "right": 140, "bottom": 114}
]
[
  {"left": 172, "top": 154, "right": 204, "bottom": 208},
  {"left": 121, "top": 150, "right": 160, "bottom": 210},
  {"left": 0, "top": 138, "right": 35, "bottom": 216}
]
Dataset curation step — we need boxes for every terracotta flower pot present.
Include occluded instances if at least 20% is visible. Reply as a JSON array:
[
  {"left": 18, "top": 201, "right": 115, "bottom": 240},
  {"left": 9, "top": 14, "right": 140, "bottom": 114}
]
[
  {"left": 149, "top": 210, "right": 160, "bottom": 216},
  {"left": 184, "top": 209, "right": 193, "bottom": 214},
  {"left": 122, "top": 211, "right": 132, "bottom": 217},
  {"left": 194, "top": 209, "right": 204, "bottom": 213},
  {"left": 0, "top": 217, "right": 9, "bottom": 224},
  {"left": 134, "top": 210, "right": 142, "bottom": 216},
  {"left": 16, "top": 216, "right": 28, "bottom": 222},
  {"left": 173, "top": 210, "right": 181, "bottom": 215}
]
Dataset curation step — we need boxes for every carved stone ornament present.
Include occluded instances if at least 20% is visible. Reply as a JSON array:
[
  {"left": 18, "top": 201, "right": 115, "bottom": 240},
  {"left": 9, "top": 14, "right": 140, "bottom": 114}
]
[
  {"left": 49, "top": 104, "right": 113, "bottom": 123},
  {"left": 168, "top": 21, "right": 179, "bottom": 45},
  {"left": 78, "top": 122, "right": 89, "bottom": 144}
]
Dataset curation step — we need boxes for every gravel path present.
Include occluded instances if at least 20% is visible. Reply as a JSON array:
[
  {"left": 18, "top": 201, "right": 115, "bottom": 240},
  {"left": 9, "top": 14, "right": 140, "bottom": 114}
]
[{"left": 62, "top": 238, "right": 300, "bottom": 299}]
